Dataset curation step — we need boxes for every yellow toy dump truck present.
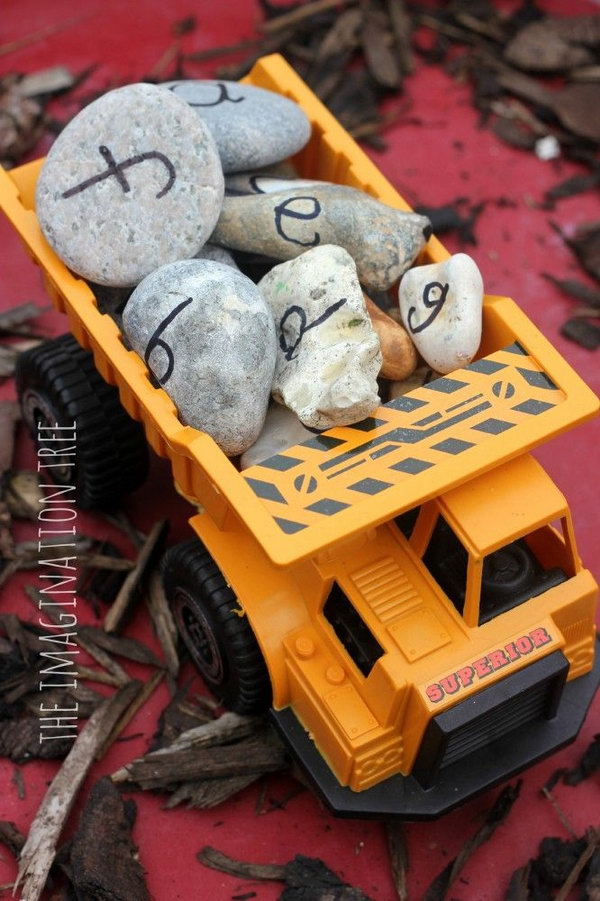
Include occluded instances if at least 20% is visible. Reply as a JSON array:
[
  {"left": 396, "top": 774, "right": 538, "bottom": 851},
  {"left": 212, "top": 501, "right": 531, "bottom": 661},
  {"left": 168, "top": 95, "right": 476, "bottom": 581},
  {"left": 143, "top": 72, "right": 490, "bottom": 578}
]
[{"left": 1, "top": 55, "right": 598, "bottom": 819}]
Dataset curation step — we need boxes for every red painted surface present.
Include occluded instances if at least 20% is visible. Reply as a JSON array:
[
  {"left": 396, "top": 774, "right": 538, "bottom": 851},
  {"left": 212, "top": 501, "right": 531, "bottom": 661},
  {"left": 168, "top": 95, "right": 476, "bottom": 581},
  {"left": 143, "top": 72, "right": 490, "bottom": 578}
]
[{"left": 0, "top": 2, "right": 598, "bottom": 899}]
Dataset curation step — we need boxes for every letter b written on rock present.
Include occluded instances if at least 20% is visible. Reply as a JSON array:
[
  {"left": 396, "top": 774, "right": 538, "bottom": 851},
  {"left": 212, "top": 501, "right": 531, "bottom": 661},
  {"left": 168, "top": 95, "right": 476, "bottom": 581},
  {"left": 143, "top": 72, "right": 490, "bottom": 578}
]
[
  {"left": 274, "top": 195, "right": 322, "bottom": 247},
  {"left": 144, "top": 297, "right": 193, "bottom": 386}
]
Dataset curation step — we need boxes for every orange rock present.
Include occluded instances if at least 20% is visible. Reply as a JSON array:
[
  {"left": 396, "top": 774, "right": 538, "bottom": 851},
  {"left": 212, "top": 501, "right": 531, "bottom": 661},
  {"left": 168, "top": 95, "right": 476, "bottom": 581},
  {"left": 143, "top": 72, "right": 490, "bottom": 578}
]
[{"left": 364, "top": 294, "right": 417, "bottom": 381}]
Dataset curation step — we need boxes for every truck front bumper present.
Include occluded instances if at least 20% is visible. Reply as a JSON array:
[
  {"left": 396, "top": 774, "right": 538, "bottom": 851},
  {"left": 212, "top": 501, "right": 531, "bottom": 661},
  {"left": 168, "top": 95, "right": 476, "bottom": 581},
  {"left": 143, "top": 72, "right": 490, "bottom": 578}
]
[{"left": 271, "top": 639, "right": 600, "bottom": 820}]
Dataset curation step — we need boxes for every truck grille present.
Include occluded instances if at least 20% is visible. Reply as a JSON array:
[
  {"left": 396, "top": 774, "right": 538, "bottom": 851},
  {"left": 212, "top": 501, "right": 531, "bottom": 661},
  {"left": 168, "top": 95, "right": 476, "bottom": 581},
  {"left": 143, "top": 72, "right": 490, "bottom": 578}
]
[{"left": 413, "top": 651, "right": 568, "bottom": 788}]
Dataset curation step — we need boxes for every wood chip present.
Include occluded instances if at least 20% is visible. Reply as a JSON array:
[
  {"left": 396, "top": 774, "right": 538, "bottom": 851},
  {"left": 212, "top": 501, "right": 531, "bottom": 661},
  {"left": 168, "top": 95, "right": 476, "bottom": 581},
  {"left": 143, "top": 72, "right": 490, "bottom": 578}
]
[
  {"left": 2, "top": 470, "right": 43, "bottom": 520},
  {"left": 104, "top": 519, "right": 168, "bottom": 633},
  {"left": 0, "top": 302, "right": 42, "bottom": 336},
  {"left": 18, "top": 66, "right": 75, "bottom": 97},
  {"left": 197, "top": 849, "right": 375, "bottom": 899},
  {"left": 78, "top": 625, "right": 163, "bottom": 668},
  {"left": 504, "top": 20, "right": 594, "bottom": 72},
  {"left": 555, "top": 829, "right": 600, "bottom": 901},
  {"left": 14, "top": 681, "right": 141, "bottom": 901},
  {"left": 542, "top": 274, "right": 600, "bottom": 307},
  {"left": 68, "top": 777, "right": 150, "bottom": 900},
  {"left": 112, "top": 713, "right": 283, "bottom": 790},
  {"left": 166, "top": 774, "right": 258, "bottom": 810},
  {"left": 95, "top": 669, "right": 164, "bottom": 760},
  {"left": 197, "top": 846, "right": 286, "bottom": 881},
  {"left": 146, "top": 569, "right": 179, "bottom": 677},
  {"left": 361, "top": 0, "right": 401, "bottom": 89},
  {"left": 0, "top": 402, "right": 20, "bottom": 479},
  {"left": 386, "top": 821, "right": 408, "bottom": 901},
  {"left": 423, "top": 781, "right": 522, "bottom": 901},
  {"left": 260, "top": 0, "right": 358, "bottom": 34}
]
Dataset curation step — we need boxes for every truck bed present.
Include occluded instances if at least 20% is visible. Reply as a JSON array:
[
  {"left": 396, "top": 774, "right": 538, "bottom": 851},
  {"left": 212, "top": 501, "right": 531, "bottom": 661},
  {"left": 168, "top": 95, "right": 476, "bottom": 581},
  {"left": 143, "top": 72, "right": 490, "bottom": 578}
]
[{"left": 0, "top": 54, "right": 597, "bottom": 566}]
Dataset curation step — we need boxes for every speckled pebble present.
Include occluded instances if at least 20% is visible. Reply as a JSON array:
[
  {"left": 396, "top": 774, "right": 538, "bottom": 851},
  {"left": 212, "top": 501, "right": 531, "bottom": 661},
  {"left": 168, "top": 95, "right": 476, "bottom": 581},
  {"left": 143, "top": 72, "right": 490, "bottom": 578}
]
[
  {"left": 122, "top": 259, "right": 276, "bottom": 455},
  {"left": 162, "top": 80, "right": 311, "bottom": 173},
  {"left": 398, "top": 253, "right": 483, "bottom": 374},
  {"left": 259, "top": 245, "right": 381, "bottom": 429},
  {"left": 213, "top": 184, "right": 432, "bottom": 293},
  {"left": 36, "top": 83, "right": 224, "bottom": 287}
]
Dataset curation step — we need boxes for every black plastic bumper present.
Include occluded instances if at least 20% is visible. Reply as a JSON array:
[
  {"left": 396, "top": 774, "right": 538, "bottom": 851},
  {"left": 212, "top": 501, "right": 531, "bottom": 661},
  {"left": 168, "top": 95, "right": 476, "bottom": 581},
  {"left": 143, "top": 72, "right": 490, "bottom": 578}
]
[{"left": 271, "top": 639, "right": 600, "bottom": 820}]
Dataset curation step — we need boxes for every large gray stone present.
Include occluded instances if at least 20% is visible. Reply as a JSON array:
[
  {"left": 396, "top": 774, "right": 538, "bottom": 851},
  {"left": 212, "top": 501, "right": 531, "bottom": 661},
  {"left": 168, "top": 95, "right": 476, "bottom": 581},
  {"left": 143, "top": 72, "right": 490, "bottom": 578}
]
[
  {"left": 259, "top": 245, "right": 381, "bottom": 430},
  {"left": 122, "top": 260, "right": 276, "bottom": 455},
  {"left": 36, "top": 83, "right": 224, "bottom": 287},
  {"left": 212, "top": 185, "right": 431, "bottom": 292},
  {"left": 162, "top": 80, "right": 311, "bottom": 173}
]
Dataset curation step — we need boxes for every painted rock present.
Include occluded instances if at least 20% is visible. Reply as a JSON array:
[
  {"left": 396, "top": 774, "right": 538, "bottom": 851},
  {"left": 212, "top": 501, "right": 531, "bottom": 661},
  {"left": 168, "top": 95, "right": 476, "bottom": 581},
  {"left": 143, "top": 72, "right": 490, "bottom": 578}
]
[
  {"left": 364, "top": 294, "right": 417, "bottom": 381},
  {"left": 162, "top": 80, "right": 311, "bottom": 173},
  {"left": 122, "top": 259, "right": 276, "bottom": 455},
  {"left": 36, "top": 83, "right": 224, "bottom": 287},
  {"left": 212, "top": 185, "right": 432, "bottom": 293},
  {"left": 226, "top": 171, "right": 323, "bottom": 197},
  {"left": 258, "top": 244, "right": 382, "bottom": 430},
  {"left": 196, "top": 243, "right": 239, "bottom": 268},
  {"left": 240, "top": 402, "right": 314, "bottom": 470},
  {"left": 398, "top": 253, "right": 484, "bottom": 374}
]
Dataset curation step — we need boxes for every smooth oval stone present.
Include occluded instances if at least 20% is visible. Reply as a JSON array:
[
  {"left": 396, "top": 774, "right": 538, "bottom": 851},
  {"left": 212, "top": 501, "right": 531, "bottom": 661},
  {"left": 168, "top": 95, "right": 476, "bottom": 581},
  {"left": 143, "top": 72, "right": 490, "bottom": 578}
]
[
  {"left": 162, "top": 80, "right": 311, "bottom": 174},
  {"left": 363, "top": 293, "right": 417, "bottom": 381},
  {"left": 195, "top": 243, "right": 239, "bottom": 268},
  {"left": 212, "top": 185, "right": 432, "bottom": 293},
  {"left": 398, "top": 253, "right": 484, "bottom": 374},
  {"left": 258, "top": 244, "right": 381, "bottom": 430},
  {"left": 122, "top": 260, "right": 276, "bottom": 455},
  {"left": 36, "top": 83, "right": 224, "bottom": 287},
  {"left": 226, "top": 171, "right": 323, "bottom": 197},
  {"left": 240, "top": 402, "right": 314, "bottom": 470}
]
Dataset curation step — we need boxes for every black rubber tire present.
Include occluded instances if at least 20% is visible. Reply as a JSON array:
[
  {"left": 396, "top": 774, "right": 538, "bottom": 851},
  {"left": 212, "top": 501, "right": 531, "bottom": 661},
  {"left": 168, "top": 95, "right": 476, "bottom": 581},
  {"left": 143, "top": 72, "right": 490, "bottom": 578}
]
[
  {"left": 162, "top": 539, "right": 272, "bottom": 715},
  {"left": 15, "top": 333, "right": 148, "bottom": 509}
]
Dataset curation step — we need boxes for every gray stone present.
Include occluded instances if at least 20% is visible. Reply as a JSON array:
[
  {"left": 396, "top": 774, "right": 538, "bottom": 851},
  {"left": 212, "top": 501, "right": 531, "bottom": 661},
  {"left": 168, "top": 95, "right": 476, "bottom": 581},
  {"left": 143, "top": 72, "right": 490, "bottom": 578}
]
[
  {"left": 195, "top": 243, "right": 238, "bottom": 268},
  {"left": 36, "top": 83, "right": 224, "bottom": 287},
  {"left": 398, "top": 253, "right": 483, "bottom": 374},
  {"left": 161, "top": 80, "right": 311, "bottom": 173},
  {"left": 226, "top": 171, "right": 323, "bottom": 197},
  {"left": 122, "top": 259, "right": 276, "bottom": 455},
  {"left": 259, "top": 245, "right": 381, "bottom": 430},
  {"left": 240, "top": 402, "right": 314, "bottom": 470},
  {"left": 212, "top": 185, "right": 431, "bottom": 293}
]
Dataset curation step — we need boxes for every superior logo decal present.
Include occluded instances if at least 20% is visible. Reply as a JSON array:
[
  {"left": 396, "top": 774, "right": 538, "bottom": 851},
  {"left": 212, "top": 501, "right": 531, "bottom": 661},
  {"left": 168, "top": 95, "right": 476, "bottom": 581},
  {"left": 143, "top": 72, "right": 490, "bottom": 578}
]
[{"left": 424, "top": 627, "right": 553, "bottom": 704}]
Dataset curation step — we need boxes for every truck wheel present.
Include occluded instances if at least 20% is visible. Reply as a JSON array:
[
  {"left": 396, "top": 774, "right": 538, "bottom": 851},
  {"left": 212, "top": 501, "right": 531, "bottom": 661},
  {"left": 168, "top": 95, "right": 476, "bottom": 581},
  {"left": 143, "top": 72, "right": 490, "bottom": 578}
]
[
  {"left": 162, "top": 539, "right": 272, "bottom": 715},
  {"left": 15, "top": 334, "right": 148, "bottom": 509}
]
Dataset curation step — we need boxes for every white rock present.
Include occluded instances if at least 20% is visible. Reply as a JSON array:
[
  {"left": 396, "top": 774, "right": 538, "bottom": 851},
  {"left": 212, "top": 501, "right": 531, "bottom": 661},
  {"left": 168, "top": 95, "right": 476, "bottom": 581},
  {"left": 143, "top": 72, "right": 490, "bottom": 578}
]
[
  {"left": 36, "top": 83, "right": 224, "bottom": 287},
  {"left": 240, "top": 402, "right": 314, "bottom": 470},
  {"left": 398, "top": 253, "right": 483, "bottom": 374},
  {"left": 258, "top": 245, "right": 382, "bottom": 430},
  {"left": 122, "top": 260, "right": 276, "bottom": 455}
]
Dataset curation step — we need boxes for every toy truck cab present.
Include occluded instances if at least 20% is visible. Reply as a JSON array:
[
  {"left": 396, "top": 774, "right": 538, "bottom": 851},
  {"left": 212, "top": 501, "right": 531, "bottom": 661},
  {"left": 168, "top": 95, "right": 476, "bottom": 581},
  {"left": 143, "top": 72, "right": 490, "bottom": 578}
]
[{"left": 0, "top": 54, "right": 598, "bottom": 819}]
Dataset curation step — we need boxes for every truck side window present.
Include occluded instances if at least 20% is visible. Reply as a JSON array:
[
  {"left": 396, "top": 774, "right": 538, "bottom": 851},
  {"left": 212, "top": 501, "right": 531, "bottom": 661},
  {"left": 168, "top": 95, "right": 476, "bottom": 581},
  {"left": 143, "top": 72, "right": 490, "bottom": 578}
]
[
  {"left": 423, "top": 516, "right": 468, "bottom": 616},
  {"left": 478, "top": 542, "right": 567, "bottom": 624},
  {"left": 395, "top": 506, "right": 420, "bottom": 540}
]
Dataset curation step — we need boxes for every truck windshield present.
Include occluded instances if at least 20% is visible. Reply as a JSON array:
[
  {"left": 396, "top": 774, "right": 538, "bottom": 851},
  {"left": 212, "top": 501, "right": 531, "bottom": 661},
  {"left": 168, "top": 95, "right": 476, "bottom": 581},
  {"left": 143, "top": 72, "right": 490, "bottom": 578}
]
[{"left": 423, "top": 516, "right": 568, "bottom": 624}]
